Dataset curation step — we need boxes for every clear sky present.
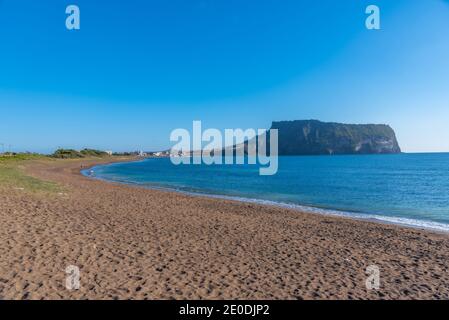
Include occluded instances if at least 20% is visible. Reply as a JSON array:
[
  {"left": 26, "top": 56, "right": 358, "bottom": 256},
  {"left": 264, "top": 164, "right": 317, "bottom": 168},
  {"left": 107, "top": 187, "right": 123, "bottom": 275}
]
[{"left": 0, "top": 0, "right": 448, "bottom": 153}]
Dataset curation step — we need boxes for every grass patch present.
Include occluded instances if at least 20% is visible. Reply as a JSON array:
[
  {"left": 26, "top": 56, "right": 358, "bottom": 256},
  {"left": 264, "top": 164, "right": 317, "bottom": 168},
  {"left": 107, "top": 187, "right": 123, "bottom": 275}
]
[
  {"left": 0, "top": 153, "right": 48, "bottom": 162},
  {"left": 0, "top": 155, "right": 61, "bottom": 193}
]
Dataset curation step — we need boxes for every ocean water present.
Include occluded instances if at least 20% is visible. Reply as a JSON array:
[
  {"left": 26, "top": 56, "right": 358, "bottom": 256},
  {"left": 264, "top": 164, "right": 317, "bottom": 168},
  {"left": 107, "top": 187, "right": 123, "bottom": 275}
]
[{"left": 83, "top": 153, "right": 449, "bottom": 232}]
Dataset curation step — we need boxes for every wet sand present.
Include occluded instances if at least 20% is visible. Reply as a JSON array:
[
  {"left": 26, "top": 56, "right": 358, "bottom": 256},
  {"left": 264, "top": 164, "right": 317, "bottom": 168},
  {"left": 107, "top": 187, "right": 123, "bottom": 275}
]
[{"left": 0, "top": 157, "right": 448, "bottom": 299}]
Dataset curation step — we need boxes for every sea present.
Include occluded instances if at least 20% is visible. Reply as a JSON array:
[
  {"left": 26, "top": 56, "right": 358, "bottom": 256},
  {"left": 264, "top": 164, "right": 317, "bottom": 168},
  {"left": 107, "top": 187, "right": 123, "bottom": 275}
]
[{"left": 82, "top": 153, "right": 449, "bottom": 232}]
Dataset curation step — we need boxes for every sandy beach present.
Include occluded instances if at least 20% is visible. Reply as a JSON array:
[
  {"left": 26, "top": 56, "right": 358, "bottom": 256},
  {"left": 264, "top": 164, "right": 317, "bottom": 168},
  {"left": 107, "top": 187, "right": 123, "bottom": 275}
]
[{"left": 0, "top": 157, "right": 448, "bottom": 300}]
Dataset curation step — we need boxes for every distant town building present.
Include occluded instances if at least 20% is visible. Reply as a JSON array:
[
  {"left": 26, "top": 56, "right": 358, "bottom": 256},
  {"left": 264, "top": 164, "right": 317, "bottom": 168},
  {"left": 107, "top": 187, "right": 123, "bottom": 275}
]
[{"left": 105, "top": 150, "right": 113, "bottom": 156}]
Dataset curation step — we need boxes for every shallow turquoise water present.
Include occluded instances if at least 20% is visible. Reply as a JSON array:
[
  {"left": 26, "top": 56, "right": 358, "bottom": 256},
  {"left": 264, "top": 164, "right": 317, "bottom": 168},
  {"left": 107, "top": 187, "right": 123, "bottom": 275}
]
[{"left": 84, "top": 153, "right": 449, "bottom": 231}]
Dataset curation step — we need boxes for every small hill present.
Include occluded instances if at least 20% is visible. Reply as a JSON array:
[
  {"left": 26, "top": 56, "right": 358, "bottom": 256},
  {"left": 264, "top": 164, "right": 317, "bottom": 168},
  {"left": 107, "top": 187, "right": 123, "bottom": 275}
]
[
  {"left": 79, "top": 149, "right": 109, "bottom": 157},
  {"left": 52, "top": 149, "right": 109, "bottom": 159}
]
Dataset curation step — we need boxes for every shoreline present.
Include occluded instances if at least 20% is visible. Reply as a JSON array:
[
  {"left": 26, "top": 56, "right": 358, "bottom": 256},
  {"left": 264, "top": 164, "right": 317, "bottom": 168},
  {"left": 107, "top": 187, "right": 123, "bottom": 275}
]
[
  {"left": 83, "top": 158, "right": 449, "bottom": 235},
  {"left": 1, "top": 157, "right": 449, "bottom": 299}
]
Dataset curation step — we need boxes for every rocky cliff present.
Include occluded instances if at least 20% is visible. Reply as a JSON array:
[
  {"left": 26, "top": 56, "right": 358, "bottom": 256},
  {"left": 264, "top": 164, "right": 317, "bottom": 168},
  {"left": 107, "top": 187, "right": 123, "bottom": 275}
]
[{"left": 270, "top": 120, "right": 401, "bottom": 155}]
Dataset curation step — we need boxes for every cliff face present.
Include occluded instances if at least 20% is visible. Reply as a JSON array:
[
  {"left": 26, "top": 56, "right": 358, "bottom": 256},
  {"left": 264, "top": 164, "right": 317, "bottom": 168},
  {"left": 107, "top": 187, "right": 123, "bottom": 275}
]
[{"left": 270, "top": 120, "right": 401, "bottom": 155}]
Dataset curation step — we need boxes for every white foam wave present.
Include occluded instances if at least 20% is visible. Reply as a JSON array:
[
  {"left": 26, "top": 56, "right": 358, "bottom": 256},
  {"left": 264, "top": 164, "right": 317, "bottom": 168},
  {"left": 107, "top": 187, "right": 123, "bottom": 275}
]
[{"left": 82, "top": 168, "right": 449, "bottom": 233}]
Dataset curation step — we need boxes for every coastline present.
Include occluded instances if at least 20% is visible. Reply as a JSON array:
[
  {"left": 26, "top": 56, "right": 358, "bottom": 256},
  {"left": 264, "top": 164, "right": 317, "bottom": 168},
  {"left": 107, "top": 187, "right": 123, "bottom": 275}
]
[
  {"left": 84, "top": 158, "right": 449, "bottom": 235},
  {"left": 1, "top": 157, "right": 449, "bottom": 299}
]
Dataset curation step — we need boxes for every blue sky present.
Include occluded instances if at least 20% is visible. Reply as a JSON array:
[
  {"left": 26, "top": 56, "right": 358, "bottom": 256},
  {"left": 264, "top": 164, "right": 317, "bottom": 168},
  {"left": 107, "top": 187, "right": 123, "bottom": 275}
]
[{"left": 0, "top": 0, "right": 448, "bottom": 153}]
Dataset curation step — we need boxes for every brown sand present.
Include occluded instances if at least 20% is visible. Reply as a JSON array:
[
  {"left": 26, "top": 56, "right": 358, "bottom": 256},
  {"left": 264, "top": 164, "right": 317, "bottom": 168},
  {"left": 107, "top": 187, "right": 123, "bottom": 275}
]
[{"left": 0, "top": 157, "right": 448, "bottom": 300}]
